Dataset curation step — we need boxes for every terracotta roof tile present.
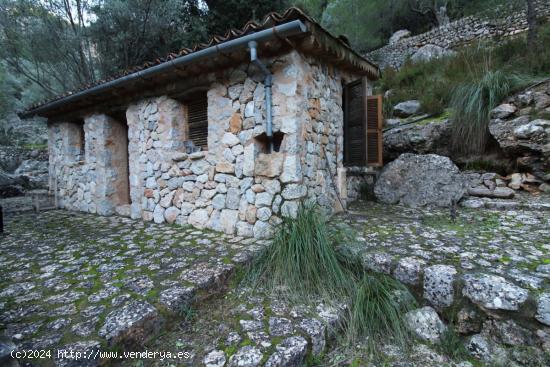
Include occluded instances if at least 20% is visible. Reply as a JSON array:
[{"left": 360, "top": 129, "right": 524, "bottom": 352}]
[{"left": 24, "top": 7, "right": 379, "bottom": 116}]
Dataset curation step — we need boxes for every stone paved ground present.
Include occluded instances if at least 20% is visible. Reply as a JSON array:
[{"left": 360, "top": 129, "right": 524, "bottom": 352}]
[
  {"left": 334, "top": 200, "right": 550, "bottom": 364},
  {"left": 2, "top": 200, "right": 550, "bottom": 366},
  {"left": 0, "top": 209, "right": 266, "bottom": 366},
  {"left": 342, "top": 201, "right": 550, "bottom": 292},
  {"left": 119, "top": 287, "right": 346, "bottom": 367}
]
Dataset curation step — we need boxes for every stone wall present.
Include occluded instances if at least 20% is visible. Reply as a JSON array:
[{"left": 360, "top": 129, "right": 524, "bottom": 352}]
[
  {"left": 49, "top": 114, "right": 130, "bottom": 215},
  {"left": 346, "top": 168, "right": 377, "bottom": 202},
  {"left": 368, "top": 0, "right": 550, "bottom": 69},
  {"left": 49, "top": 50, "right": 367, "bottom": 237}
]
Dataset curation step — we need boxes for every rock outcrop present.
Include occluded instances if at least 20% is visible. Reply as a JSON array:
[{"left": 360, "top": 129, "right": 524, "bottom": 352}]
[
  {"left": 393, "top": 100, "right": 421, "bottom": 117},
  {"left": 410, "top": 44, "right": 456, "bottom": 63},
  {"left": 489, "top": 81, "right": 550, "bottom": 181},
  {"left": 374, "top": 153, "right": 466, "bottom": 207},
  {"left": 389, "top": 29, "right": 412, "bottom": 44},
  {"left": 383, "top": 118, "right": 452, "bottom": 161},
  {"left": 405, "top": 306, "right": 447, "bottom": 342},
  {"left": 0, "top": 146, "right": 49, "bottom": 197},
  {"left": 0, "top": 171, "right": 28, "bottom": 197}
]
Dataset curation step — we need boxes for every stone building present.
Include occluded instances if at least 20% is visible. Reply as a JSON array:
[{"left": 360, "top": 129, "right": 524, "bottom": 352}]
[{"left": 22, "top": 8, "right": 383, "bottom": 238}]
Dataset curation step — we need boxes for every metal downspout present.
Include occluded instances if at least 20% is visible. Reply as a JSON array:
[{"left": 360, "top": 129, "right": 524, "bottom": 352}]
[{"left": 248, "top": 41, "right": 273, "bottom": 152}]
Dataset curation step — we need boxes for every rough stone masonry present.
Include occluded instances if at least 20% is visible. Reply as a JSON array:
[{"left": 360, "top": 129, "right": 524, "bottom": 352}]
[{"left": 48, "top": 51, "right": 369, "bottom": 238}]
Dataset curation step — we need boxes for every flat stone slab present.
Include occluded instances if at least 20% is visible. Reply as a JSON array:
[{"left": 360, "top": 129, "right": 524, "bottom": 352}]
[
  {"left": 98, "top": 301, "right": 159, "bottom": 347},
  {"left": 0, "top": 210, "right": 267, "bottom": 363}
]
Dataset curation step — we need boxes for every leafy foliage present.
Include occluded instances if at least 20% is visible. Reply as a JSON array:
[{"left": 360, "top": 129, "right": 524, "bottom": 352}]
[
  {"left": 296, "top": 0, "right": 512, "bottom": 52},
  {"left": 0, "top": 0, "right": 98, "bottom": 95},
  {"left": 0, "top": 0, "right": 291, "bottom": 110},
  {"left": 90, "top": 0, "right": 210, "bottom": 76},
  {"left": 204, "top": 0, "right": 288, "bottom": 36}
]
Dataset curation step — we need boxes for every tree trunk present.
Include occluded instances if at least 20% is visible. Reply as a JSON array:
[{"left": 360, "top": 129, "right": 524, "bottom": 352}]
[
  {"left": 435, "top": 5, "right": 450, "bottom": 26},
  {"left": 527, "top": 0, "right": 538, "bottom": 52}
]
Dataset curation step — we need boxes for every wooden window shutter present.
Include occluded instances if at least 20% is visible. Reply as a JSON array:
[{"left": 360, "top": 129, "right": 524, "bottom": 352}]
[
  {"left": 343, "top": 79, "right": 366, "bottom": 166},
  {"left": 366, "top": 95, "right": 383, "bottom": 166},
  {"left": 187, "top": 93, "right": 208, "bottom": 150}
]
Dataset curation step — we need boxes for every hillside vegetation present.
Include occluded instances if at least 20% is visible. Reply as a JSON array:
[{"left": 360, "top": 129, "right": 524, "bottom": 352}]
[
  {"left": 376, "top": 20, "right": 550, "bottom": 153},
  {"left": 0, "top": 0, "right": 512, "bottom": 117}
]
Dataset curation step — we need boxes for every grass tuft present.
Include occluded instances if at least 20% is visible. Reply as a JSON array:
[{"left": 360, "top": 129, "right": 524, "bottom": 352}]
[
  {"left": 449, "top": 68, "right": 530, "bottom": 154},
  {"left": 245, "top": 204, "right": 416, "bottom": 358},
  {"left": 436, "top": 326, "right": 468, "bottom": 360},
  {"left": 345, "top": 273, "right": 416, "bottom": 351},
  {"left": 377, "top": 21, "right": 550, "bottom": 156},
  {"left": 245, "top": 203, "right": 352, "bottom": 301}
]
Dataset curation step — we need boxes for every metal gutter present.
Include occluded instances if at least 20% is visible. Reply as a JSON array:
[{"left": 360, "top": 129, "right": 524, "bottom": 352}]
[{"left": 21, "top": 20, "right": 308, "bottom": 118}]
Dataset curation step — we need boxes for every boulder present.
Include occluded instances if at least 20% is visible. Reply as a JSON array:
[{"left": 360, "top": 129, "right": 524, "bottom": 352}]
[
  {"left": 393, "top": 100, "right": 421, "bottom": 117},
  {"left": 536, "top": 293, "right": 550, "bottom": 327},
  {"left": 466, "top": 334, "right": 508, "bottom": 364},
  {"left": 298, "top": 318, "right": 326, "bottom": 356},
  {"left": 0, "top": 170, "right": 28, "bottom": 197},
  {"left": 0, "top": 336, "right": 18, "bottom": 367},
  {"left": 423, "top": 265, "right": 457, "bottom": 309},
  {"left": 389, "top": 29, "right": 412, "bottom": 44},
  {"left": 0, "top": 150, "right": 21, "bottom": 172},
  {"left": 228, "top": 346, "right": 263, "bottom": 367},
  {"left": 383, "top": 118, "right": 452, "bottom": 161},
  {"left": 490, "top": 104, "right": 517, "bottom": 119},
  {"left": 159, "top": 286, "right": 194, "bottom": 312},
  {"left": 374, "top": 153, "right": 466, "bottom": 207},
  {"left": 264, "top": 336, "right": 308, "bottom": 367},
  {"left": 456, "top": 307, "right": 484, "bottom": 335},
  {"left": 462, "top": 274, "right": 528, "bottom": 311},
  {"left": 204, "top": 350, "right": 226, "bottom": 367},
  {"left": 483, "top": 320, "right": 533, "bottom": 347},
  {"left": 14, "top": 159, "right": 48, "bottom": 176},
  {"left": 98, "top": 301, "right": 161, "bottom": 348},
  {"left": 394, "top": 257, "right": 425, "bottom": 285},
  {"left": 411, "top": 44, "right": 456, "bottom": 63},
  {"left": 385, "top": 118, "right": 402, "bottom": 128},
  {"left": 405, "top": 306, "right": 446, "bottom": 342}
]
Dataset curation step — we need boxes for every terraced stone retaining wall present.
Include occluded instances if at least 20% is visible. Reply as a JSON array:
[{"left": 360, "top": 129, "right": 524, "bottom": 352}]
[
  {"left": 369, "top": 0, "right": 550, "bottom": 69},
  {"left": 48, "top": 50, "right": 369, "bottom": 237}
]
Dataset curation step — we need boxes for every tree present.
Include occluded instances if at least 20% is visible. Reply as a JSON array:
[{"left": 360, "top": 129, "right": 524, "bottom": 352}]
[
  {"left": 526, "top": 0, "right": 538, "bottom": 52},
  {"left": 408, "top": 0, "right": 452, "bottom": 26},
  {"left": 89, "top": 0, "right": 207, "bottom": 76},
  {"left": 0, "top": 0, "right": 97, "bottom": 96},
  {"left": 293, "top": 0, "right": 330, "bottom": 20},
  {"left": 203, "top": 0, "right": 289, "bottom": 36},
  {"left": 320, "top": 0, "right": 431, "bottom": 52}
]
